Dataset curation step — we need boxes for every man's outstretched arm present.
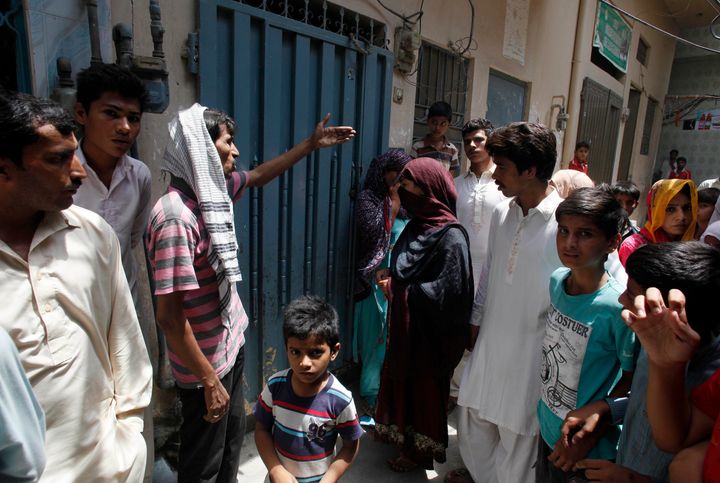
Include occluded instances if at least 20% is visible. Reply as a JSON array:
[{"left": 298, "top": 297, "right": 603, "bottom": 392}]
[{"left": 246, "top": 113, "right": 355, "bottom": 188}]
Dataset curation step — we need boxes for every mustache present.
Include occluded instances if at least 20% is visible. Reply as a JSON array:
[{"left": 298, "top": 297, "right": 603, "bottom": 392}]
[{"left": 64, "top": 179, "right": 82, "bottom": 191}]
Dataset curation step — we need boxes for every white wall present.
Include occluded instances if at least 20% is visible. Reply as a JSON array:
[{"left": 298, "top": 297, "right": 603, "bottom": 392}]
[{"left": 656, "top": 25, "right": 720, "bottom": 185}]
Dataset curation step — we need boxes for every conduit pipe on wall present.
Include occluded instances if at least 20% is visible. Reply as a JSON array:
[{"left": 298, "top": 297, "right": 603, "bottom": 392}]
[{"left": 564, "top": 0, "right": 589, "bottom": 166}]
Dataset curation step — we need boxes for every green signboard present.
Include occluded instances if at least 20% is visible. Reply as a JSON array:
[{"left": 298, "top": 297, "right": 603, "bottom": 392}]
[{"left": 593, "top": 1, "right": 632, "bottom": 73}]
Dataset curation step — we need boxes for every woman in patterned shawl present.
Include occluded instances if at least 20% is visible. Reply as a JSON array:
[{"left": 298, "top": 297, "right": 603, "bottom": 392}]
[{"left": 353, "top": 149, "right": 411, "bottom": 411}]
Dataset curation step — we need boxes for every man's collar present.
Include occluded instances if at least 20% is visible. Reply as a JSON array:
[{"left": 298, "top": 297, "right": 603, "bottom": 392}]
[
  {"left": 509, "top": 188, "right": 560, "bottom": 221},
  {"left": 47, "top": 208, "right": 82, "bottom": 229},
  {"left": 465, "top": 163, "right": 495, "bottom": 179},
  {"left": 26, "top": 208, "right": 81, "bottom": 254},
  {"left": 76, "top": 143, "right": 131, "bottom": 173}
]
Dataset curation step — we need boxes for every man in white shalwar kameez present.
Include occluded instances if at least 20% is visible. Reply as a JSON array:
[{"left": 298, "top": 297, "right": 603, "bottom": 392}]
[
  {"left": 456, "top": 123, "right": 563, "bottom": 483},
  {"left": 449, "top": 118, "right": 506, "bottom": 403},
  {"left": 0, "top": 92, "right": 152, "bottom": 482}
]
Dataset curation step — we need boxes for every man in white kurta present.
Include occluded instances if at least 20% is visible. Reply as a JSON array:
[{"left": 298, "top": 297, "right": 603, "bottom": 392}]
[
  {"left": 450, "top": 119, "right": 506, "bottom": 401},
  {"left": 0, "top": 92, "right": 152, "bottom": 482},
  {"left": 456, "top": 122, "right": 563, "bottom": 483},
  {"left": 454, "top": 119, "right": 507, "bottom": 289}
]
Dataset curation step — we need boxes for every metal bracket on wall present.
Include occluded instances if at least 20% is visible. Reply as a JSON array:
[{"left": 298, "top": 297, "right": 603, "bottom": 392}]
[{"left": 183, "top": 31, "right": 199, "bottom": 75}]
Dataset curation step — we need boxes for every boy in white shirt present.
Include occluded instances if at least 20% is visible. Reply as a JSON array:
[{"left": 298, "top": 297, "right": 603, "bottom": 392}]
[{"left": 73, "top": 63, "right": 152, "bottom": 310}]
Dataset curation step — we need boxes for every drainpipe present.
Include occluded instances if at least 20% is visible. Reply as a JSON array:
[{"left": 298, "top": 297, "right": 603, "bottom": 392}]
[{"left": 564, "top": 0, "right": 588, "bottom": 167}]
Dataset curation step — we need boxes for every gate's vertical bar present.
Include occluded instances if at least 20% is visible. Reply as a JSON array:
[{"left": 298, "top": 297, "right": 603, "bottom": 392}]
[
  {"left": 340, "top": 47, "right": 359, "bottom": 358},
  {"left": 315, "top": 42, "right": 336, "bottom": 297},
  {"left": 198, "top": 0, "right": 219, "bottom": 106},
  {"left": 231, "top": 7, "right": 261, "bottom": 401},
  {"left": 361, "top": 49, "right": 378, "bottom": 165},
  {"left": 261, "top": 21, "right": 284, "bottom": 379},
  {"left": 379, "top": 53, "right": 392, "bottom": 151},
  {"left": 326, "top": 150, "right": 338, "bottom": 302},
  {"left": 303, "top": 152, "right": 316, "bottom": 295},
  {"left": 290, "top": 34, "right": 310, "bottom": 300}
]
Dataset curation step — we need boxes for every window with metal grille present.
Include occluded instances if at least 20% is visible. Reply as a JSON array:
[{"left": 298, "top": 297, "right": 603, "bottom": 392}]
[
  {"left": 412, "top": 42, "right": 469, "bottom": 148},
  {"left": 636, "top": 37, "right": 649, "bottom": 66},
  {"left": 238, "top": 0, "right": 388, "bottom": 47},
  {"left": 640, "top": 97, "right": 657, "bottom": 155}
]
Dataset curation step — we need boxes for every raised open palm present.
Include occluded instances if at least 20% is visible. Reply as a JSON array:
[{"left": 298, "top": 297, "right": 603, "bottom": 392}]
[{"left": 621, "top": 287, "right": 700, "bottom": 367}]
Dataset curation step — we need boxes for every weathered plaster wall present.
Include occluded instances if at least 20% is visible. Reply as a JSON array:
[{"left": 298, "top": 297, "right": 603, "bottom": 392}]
[{"left": 564, "top": 0, "right": 677, "bottom": 197}]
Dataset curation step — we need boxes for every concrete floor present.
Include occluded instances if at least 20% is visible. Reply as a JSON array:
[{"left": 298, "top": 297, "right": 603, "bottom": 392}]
[
  {"left": 153, "top": 410, "right": 464, "bottom": 482},
  {"left": 236, "top": 410, "right": 463, "bottom": 482}
]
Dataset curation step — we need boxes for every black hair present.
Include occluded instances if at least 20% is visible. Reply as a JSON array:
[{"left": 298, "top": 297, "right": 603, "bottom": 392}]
[
  {"left": 670, "top": 149, "right": 679, "bottom": 155},
  {"left": 679, "top": 183, "right": 692, "bottom": 199},
  {"left": 203, "top": 108, "right": 236, "bottom": 142},
  {"left": 461, "top": 118, "right": 494, "bottom": 138},
  {"left": 556, "top": 187, "right": 626, "bottom": 239},
  {"left": 428, "top": 101, "right": 452, "bottom": 121},
  {"left": 283, "top": 295, "right": 340, "bottom": 348},
  {"left": 0, "top": 91, "right": 76, "bottom": 166},
  {"left": 698, "top": 187, "right": 720, "bottom": 206},
  {"left": 76, "top": 63, "right": 148, "bottom": 113},
  {"left": 485, "top": 122, "right": 556, "bottom": 182},
  {"left": 676, "top": 156, "right": 687, "bottom": 164},
  {"left": 626, "top": 242, "right": 720, "bottom": 339},
  {"left": 575, "top": 141, "right": 590, "bottom": 151},
  {"left": 611, "top": 180, "right": 641, "bottom": 202}
]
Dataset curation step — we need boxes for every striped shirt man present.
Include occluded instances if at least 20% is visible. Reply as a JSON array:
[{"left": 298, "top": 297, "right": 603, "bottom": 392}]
[
  {"left": 254, "top": 369, "right": 363, "bottom": 482},
  {"left": 145, "top": 171, "right": 249, "bottom": 387}
]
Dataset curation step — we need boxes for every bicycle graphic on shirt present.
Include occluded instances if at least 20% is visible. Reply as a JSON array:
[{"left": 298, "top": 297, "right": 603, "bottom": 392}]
[{"left": 541, "top": 342, "right": 577, "bottom": 413}]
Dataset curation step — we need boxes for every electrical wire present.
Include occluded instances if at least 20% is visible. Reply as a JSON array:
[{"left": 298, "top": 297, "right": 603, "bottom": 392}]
[
  {"left": 599, "top": 0, "right": 720, "bottom": 55},
  {"left": 456, "top": 0, "right": 475, "bottom": 56},
  {"left": 376, "top": 0, "right": 423, "bottom": 25}
]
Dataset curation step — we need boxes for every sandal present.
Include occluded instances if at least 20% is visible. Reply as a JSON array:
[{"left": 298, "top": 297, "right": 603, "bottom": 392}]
[
  {"left": 386, "top": 455, "right": 419, "bottom": 473},
  {"left": 444, "top": 468, "right": 474, "bottom": 483}
]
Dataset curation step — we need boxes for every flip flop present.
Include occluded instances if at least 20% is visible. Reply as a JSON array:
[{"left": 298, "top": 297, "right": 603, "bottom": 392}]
[
  {"left": 386, "top": 455, "right": 419, "bottom": 473},
  {"left": 444, "top": 468, "right": 474, "bottom": 483}
]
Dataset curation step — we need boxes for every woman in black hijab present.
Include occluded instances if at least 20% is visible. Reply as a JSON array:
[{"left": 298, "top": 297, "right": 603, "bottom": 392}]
[{"left": 375, "top": 157, "right": 474, "bottom": 472}]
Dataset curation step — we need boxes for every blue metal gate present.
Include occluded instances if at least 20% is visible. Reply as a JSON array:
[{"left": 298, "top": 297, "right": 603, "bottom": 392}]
[{"left": 198, "top": 0, "right": 393, "bottom": 401}]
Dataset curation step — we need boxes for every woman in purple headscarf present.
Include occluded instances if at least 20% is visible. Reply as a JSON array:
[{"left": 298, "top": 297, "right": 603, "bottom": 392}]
[
  {"left": 375, "top": 158, "right": 474, "bottom": 472},
  {"left": 353, "top": 149, "right": 412, "bottom": 412}
]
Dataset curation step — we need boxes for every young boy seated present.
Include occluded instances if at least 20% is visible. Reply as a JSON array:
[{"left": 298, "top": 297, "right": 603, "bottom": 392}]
[
  {"left": 617, "top": 241, "right": 720, "bottom": 483},
  {"left": 612, "top": 180, "right": 641, "bottom": 240},
  {"left": 411, "top": 100, "right": 459, "bottom": 175},
  {"left": 535, "top": 187, "right": 638, "bottom": 481},
  {"left": 254, "top": 296, "right": 363, "bottom": 482},
  {"left": 697, "top": 187, "right": 720, "bottom": 235},
  {"left": 570, "top": 242, "right": 720, "bottom": 482},
  {"left": 568, "top": 141, "right": 590, "bottom": 175}
]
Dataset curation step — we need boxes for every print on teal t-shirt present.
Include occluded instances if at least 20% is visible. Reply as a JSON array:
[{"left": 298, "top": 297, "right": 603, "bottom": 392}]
[{"left": 537, "top": 267, "right": 638, "bottom": 460}]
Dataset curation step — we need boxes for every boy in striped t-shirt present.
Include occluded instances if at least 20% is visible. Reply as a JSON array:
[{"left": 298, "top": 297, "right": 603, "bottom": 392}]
[{"left": 254, "top": 296, "right": 363, "bottom": 482}]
